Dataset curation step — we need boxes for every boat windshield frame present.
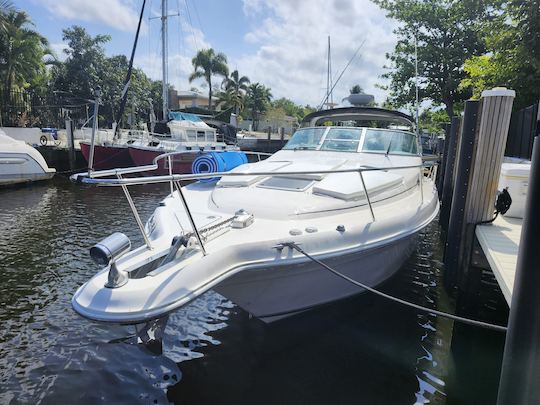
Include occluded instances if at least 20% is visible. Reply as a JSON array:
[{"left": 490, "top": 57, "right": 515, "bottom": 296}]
[{"left": 283, "top": 126, "right": 421, "bottom": 156}]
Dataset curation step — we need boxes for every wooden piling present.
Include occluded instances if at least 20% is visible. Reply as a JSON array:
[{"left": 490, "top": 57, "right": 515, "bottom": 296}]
[
  {"left": 465, "top": 89, "right": 515, "bottom": 224},
  {"left": 497, "top": 135, "right": 540, "bottom": 405}
]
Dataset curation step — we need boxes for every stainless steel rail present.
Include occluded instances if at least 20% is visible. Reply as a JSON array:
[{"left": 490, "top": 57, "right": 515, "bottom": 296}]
[
  {"left": 77, "top": 152, "right": 438, "bottom": 255},
  {"left": 80, "top": 150, "right": 273, "bottom": 179}
]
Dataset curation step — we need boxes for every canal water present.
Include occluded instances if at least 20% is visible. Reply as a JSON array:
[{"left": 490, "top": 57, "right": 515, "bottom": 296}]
[{"left": 0, "top": 178, "right": 508, "bottom": 404}]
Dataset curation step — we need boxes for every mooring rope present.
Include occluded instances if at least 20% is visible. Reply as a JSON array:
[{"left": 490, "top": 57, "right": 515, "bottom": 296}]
[{"left": 277, "top": 242, "right": 508, "bottom": 333}]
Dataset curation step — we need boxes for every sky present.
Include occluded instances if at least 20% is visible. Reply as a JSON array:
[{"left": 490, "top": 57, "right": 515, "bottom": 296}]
[{"left": 17, "top": 0, "right": 399, "bottom": 107}]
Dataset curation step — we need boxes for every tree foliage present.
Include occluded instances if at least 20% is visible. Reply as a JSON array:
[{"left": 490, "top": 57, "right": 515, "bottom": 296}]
[
  {"left": 374, "top": 0, "right": 495, "bottom": 118},
  {"left": 271, "top": 97, "right": 315, "bottom": 121},
  {"left": 189, "top": 48, "right": 229, "bottom": 110},
  {"left": 245, "top": 82, "right": 272, "bottom": 130},
  {"left": 350, "top": 84, "right": 364, "bottom": 94},
  {"left": 459, "top": 0, "right": 540, "bottom": 109},
  {"left": 0, "top": 10, "right": 50, "bottom": 93},
  {"left": 218, "top": 69, "right": 250, "bottom": 114},
  {"left": 49, "top": 26, "right": 162, "bottom": 127}
]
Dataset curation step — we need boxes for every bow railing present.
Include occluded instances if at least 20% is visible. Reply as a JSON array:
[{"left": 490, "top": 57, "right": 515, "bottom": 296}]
[{"left": 73, "top": 152, "right": 439, "bottom": 253}]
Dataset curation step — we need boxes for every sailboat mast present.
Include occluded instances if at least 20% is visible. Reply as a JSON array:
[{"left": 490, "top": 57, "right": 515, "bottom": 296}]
[
  {"left": 161, "top": 0, "right": 169, "bottom": 119},
  {"left": 326, "top": 36, "right": 330, "bottom": 109}
]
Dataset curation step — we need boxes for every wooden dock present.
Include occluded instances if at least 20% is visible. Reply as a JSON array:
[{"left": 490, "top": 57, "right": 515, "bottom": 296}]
[{"left": 475, "top": 215, "right": 523, "bottom": 305}]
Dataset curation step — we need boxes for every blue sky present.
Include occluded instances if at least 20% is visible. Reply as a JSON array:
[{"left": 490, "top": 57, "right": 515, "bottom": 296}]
[{"left": 17, "top": 0, "right": 398, "bottom": 106}]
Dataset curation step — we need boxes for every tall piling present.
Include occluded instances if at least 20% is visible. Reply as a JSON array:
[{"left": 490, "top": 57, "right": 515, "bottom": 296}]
[
  {"left": 443, "top": 100, "right": 480, "bottom": 288},
  {"left": 496, "top": 136, "right": 540, "bottom": 405},
  {"left": 439, "top": 117, "right": 461, "bottom": 232},
  {"left": 464, "top": 88, "right": 515, "bottom": 224},
  {"left": 66, "top": 118, "right": 75, "bottom": 170}
]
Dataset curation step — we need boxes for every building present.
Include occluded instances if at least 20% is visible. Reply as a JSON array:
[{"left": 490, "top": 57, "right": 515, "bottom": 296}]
[{"left": 176, "top": 91, "right": 219, "bottom": 110}]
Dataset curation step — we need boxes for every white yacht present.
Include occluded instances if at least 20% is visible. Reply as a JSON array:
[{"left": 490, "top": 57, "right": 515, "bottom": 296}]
[
  {"left": 0, "top": 130, "right": 55, "bottom": 186},
  {"left": 71, "top": 107, "right": 439, "bottom": 324}
]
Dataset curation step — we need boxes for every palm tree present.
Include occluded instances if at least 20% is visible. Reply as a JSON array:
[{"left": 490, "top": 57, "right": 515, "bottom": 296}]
[
  {"left": 350, "top": 84, "right": 364, "bottom": 94},
  {"left": 1, "top": 11, "right": 50, "bottom": 95},
  {"left": 222, "top": 70, "right": 250, "bottom": 114},
  {"left": 189, "top": 48, "right": 229, "bottom": 110},
  {"left": 246, "top": 83, "right": 272, "bottom": 130},
  {"left": 215, "top": 88, "right": 243, "bottom": 112},
  {"left": 0, "top": 1, "right": 14, "bottom": 33}
]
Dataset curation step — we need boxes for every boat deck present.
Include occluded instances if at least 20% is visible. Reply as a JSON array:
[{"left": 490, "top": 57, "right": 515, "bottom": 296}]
[{"left": 475, "top": 215, "right": 523, "bottom": 305}]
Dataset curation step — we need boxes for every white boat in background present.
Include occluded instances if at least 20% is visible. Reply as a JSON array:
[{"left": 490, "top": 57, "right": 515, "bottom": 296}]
[
  {"left": 71, "top": 107, "right": 439, "bottom": 325},
  {"left": 0, "top": 130, "right": 55, "bottom": 186},
  {"left": 127, "top": 112, "right": 238, "bottom": 175}
]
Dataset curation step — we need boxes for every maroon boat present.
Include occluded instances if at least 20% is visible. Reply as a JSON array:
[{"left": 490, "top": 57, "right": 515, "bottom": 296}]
[
  {"left": 128, "top": 145, "right": 197, "bottom": 175},
  {"left": 80, "top": 142, "right": 134, "bottom": 170}
]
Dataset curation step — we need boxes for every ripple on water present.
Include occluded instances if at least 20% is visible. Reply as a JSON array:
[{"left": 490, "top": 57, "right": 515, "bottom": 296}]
[{"left": 1, "top": 179, "right": 458, "bottom": 404}]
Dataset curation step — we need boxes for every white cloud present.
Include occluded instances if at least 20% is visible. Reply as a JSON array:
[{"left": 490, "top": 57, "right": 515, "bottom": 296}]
[
  {"left": 41, "top": 0, "right": 144, "bottom": 33},
  {"left": 237, "top": 0, "right": 397, "bottom": 106}
]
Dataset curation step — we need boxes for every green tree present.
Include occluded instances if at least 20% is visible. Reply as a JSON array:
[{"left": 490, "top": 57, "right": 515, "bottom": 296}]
[
  {"left": 0, "top": 0, "right": 14, "bottom": 32},
  {"left": 459, "top": 0, "right": 540, "bottom": 109},
  {"left": 222, "top": 69, "right": 250, "bottom": 114},
  {"left": 51, "top": 26, "right": 163, "bottom": 127},
  {"left": 374, "top": 0, "right": 494, "bottom": 119},
  {"left": 189, "top": 48, "right": 229, "bottom": 110},
  {"left": 350, "top": 84, "right": 364, "bottom": 94},
  {"left": 245, "top": 82, "right": 272, "bottom": 130},
  {"left": 419, "top": 107, "right": 449, "bottom": 135},
  {"left": 51, "top": 26, "right": 110, "bottom": 100},
  {"left": 271, "top": 97, "right": 315, "bottom": 121},
  {"left": 0, "top": 10, "right": 50, "bottom": 93}
]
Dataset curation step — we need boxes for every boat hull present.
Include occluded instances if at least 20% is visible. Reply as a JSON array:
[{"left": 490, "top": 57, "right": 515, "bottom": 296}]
[
  {"left": 128, "top": 146, "right": 196, "bottom": 174},
  {"left": 0, "top": 152, "right": 55, "bottom": 185},
  {"left": 214, "top": 232, "right": 417, "bottom": 322},
  {"left": 80, "top": 142, "right": 133, "bottom": 170}
]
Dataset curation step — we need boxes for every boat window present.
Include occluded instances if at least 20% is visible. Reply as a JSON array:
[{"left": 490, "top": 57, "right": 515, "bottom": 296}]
[
  {"left": 186, "top": 130, "right": 197, "bottom": 142},
  {"left": 363, "top": 129, "right": 418, "bottom": 155},
  {"left": 206, "top": 131, "right": 215, "bottom": 142},
  {"left": 283, "top": 128, "right": 326, "bottom": 150},
  {"left": 320, "top": 128, "right": 361, "bottom": 152},
  {"left": 197, "top": 131, "right": 206, "bottom": 142},
  {"left": 258, "top": 176, "right": 314, "bottom": 191}
]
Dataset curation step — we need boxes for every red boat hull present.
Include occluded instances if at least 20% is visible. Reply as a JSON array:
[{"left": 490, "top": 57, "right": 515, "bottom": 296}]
[
  {"left": 80, "top": 142, "right": 134, "bottom": 170},
  {"left": 128, "top": 147, "right": 196, "bottom": 175}
]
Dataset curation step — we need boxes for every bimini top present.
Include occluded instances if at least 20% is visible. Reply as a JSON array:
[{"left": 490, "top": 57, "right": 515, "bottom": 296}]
[{"left": 302, "top": 107, "right": 415, "bottom": 128}]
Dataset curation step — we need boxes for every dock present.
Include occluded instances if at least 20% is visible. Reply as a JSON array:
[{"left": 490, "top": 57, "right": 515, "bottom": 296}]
[{"left": 476, "top": 216, "right": 523, "bottom": 305}]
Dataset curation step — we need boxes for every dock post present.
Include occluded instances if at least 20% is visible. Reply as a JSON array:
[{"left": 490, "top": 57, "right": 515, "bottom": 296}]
[
  {"left": 443, "top": 100, "right": 480, "bottom": 288},
  {"left": 65, "top": 118, "right": 75, "bottom": 170},
  {"left": 440, "top": 116, "right": 461, "bottom": 233},
  {"left": 436, "top": 123, "right": 451, "bottom": 198},
  {"left": 453, "top": 88, "right": 514, "bottom": 300},
  {"left": 496, "top": 136, "right": 540, "bottom": 405},
  {"left": 267, "top": 126, "right": 271, "bottom": 152},
  {"left": 464, "top": 88, "right": 515, "bottom": 223}
]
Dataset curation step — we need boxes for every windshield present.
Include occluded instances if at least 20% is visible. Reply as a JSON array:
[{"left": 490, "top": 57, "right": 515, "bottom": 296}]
[
  {"left": 363, "top": 129, "right": 418, "bottom": 155},
  {"left": 283, "top": 128, "right": 326, "bottom": 150},
  {"left": 321, "top": 128, "right": 362, "bottom": 152}
]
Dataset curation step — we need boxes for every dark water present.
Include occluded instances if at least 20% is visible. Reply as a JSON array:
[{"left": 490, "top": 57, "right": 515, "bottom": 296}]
[{"left": 0, "top": 178, "right": 508, "bottom": 404}]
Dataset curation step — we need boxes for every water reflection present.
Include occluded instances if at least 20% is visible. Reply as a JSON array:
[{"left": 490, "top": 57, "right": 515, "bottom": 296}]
[{"left": 0, "top": 179, "right": 504, "bottom": 404}]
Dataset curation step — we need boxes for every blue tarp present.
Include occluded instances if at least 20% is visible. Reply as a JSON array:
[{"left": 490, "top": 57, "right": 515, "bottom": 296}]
[
  {"left": 168, "top": 111, "right": 202, "bottom": 122},
  {"left": 192, "top": 151, "right": 248, "bottom": 183}
]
